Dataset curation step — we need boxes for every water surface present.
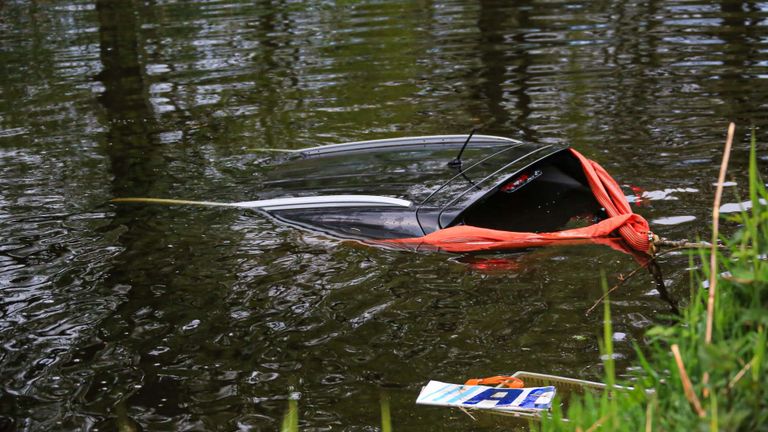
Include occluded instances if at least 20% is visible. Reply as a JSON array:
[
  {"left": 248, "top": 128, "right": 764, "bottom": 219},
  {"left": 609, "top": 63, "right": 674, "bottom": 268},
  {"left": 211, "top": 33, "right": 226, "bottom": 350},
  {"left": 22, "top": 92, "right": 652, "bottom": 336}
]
[{"left": 1, "top": 0, "right": 767, "bottom": 430}]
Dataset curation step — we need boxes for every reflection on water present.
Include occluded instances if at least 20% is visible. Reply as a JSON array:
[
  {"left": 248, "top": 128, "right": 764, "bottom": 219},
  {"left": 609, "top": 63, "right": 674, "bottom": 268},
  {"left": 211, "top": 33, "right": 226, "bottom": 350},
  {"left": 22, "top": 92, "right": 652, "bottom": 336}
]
[{"left": 1, "top": 0, "right": 767, "bottom": 429}]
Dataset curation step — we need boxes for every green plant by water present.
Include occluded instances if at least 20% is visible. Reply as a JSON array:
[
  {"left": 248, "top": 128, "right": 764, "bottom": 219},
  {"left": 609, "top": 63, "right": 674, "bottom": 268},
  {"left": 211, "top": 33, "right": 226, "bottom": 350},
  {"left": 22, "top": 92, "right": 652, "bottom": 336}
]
[{"left": 541, "top": 130, "right": 768, "bottom": 431}]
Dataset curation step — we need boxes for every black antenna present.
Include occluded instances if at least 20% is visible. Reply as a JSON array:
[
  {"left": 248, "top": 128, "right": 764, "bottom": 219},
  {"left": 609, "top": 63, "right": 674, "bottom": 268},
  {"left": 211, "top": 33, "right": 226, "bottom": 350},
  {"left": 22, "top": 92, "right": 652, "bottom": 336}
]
[{"left": 448, "top": 128, "right": 477, "bottom": 168}]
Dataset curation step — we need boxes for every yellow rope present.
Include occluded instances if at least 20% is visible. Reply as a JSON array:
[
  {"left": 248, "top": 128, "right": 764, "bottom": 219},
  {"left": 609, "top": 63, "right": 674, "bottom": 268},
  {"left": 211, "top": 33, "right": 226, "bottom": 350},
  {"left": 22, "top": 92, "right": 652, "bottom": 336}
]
[{"left": 110, "top": 197, "right": 236, "bottom": 207}]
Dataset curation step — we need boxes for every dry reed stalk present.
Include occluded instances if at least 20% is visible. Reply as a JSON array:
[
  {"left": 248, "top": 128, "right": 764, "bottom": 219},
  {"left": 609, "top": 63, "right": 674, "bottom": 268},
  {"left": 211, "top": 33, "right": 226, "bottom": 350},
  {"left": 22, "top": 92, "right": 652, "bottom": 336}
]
[
  {"left": 653, "top": 238, "right": 724, "bottom": 249},
  {"left": 702, "top": 123, "right": 736, "bottom": 396},
  {"left": 645, "top": 398, "right": 654, "bottom": 432},
  {"left": 584, "top": 414, "right": 608, "bottom": 432},
  {"left": 706, "top": 122, "right": 735, "bottom": 344},
  {"left": 585, "top": 245, "right": 691, "bottom": 316},
  {"left": 585, "top": 261, "right": 649, "bottom": 315},
  {"left": 727, "top": 362, "right": 752, "bottom": 389},
  {"left": 671, "top": 344, "right": 706, "bottom": 418},
  {"left": 458, "top": 407, "right": 477, "bottom": 421}
]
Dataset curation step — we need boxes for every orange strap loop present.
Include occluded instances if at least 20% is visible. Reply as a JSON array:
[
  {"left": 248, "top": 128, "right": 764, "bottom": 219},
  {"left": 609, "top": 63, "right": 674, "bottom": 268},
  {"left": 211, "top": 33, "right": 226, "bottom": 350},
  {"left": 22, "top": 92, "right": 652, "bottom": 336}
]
[
  {"left": 380, "top": 149, "right": 653, "bottom": 255},
  {"left": 568, "top": 149, "right": 652, "bottom": 253},
  {"left": 464, "top": 375, "right": 525, "bottom": 388}
]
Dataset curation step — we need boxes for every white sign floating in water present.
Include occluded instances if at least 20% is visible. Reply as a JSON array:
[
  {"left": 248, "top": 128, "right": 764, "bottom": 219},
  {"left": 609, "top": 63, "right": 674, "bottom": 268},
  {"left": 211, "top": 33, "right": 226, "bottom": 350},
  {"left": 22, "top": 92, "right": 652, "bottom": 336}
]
[{"left": 416, "top": 381, "right": 555, "bottom": 413}]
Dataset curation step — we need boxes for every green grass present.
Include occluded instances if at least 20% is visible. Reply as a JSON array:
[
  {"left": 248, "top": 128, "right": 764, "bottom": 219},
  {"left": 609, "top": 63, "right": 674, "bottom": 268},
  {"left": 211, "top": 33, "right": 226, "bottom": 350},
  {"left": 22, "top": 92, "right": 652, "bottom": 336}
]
[
  {"left": 280, "top": 394, "right": 299, "bottom": 432},
  {"left": 279, "top": 389, "right": 393, "bottom": 431},
  {"left": 540, "top": 131, "right": 768, "bottom": 431}
]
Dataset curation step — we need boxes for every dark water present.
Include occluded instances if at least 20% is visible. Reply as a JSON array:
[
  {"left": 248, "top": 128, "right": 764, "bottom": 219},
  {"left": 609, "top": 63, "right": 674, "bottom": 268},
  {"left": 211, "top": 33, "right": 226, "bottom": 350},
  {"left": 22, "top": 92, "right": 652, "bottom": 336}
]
[{"left": 1, "top": 0, "right": 767, "bottom": 430}]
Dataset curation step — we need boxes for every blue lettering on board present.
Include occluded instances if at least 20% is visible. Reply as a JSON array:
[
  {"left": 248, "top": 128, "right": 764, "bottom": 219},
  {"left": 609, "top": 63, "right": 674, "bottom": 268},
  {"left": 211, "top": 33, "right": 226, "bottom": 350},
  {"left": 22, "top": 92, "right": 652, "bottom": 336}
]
[
  {"left": 518, "top": 387, "right": 554, "bottom": 409},
  {"left": 462, "top": 388, "right": 523, "bottom": 407}
]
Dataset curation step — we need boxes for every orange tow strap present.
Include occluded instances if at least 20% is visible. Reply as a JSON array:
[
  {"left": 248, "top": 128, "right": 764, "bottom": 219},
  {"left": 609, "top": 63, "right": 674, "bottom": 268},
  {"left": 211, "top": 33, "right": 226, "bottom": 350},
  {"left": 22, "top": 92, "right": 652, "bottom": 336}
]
[
  {"left": 380, "top": 149, "right": 653, "bottom": 254},
  {"left": 464, "top": 375, "right": 525, "bottom": 388}
]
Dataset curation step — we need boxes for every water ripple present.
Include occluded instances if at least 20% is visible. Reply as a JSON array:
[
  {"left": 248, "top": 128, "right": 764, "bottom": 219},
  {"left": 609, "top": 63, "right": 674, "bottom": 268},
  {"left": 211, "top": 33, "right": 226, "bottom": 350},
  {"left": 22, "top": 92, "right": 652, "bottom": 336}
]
[{"left": 1, "top": 0, "right": 767, "bottom": 430}]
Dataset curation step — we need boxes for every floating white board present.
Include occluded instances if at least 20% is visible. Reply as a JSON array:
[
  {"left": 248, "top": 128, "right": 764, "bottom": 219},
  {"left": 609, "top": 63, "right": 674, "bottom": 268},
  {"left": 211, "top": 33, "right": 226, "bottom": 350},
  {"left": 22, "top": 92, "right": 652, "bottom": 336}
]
[{"left": 416, "top": 380, "right": 556, "bottom": 413}]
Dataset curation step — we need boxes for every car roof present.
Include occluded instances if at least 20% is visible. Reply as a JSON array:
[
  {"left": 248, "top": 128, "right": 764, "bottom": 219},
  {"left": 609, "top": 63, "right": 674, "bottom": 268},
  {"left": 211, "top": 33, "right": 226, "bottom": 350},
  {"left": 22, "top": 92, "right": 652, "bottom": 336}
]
[{"left": 259, "top": 135, "right": 565, "bottom": 208}]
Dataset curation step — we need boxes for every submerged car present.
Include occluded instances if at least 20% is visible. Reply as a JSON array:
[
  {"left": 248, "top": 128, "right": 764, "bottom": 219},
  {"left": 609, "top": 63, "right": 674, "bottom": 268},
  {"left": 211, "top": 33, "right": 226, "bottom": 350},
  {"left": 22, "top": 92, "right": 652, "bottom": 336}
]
[
  {"left": 256, "top": 134, "right": 607, "bottom": 241},
  {"left": 114, "top": 134, "right": 652, "bottom": 254}
]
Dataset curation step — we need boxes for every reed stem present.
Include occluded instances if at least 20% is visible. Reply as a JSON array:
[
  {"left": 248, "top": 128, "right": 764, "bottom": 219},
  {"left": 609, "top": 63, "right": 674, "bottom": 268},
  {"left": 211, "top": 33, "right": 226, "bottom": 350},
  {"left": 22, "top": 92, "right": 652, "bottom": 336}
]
[{"left": 705, "top": 122, "right": 734, "bottom": 345}]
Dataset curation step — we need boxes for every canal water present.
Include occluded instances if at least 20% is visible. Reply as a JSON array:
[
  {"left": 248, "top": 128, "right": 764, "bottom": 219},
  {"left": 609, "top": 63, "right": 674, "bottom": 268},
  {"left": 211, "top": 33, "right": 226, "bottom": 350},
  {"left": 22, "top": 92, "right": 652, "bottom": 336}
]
[{"left": 1, "top": 0, "right": 766, "bottom": 430}]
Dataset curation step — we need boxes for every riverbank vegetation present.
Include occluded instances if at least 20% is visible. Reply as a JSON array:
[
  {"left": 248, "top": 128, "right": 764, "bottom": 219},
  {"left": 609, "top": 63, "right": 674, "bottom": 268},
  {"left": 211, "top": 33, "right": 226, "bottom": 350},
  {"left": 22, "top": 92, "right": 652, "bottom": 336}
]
[{"left": 542, "top": 127, "right": 767, "bottom": 430}]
